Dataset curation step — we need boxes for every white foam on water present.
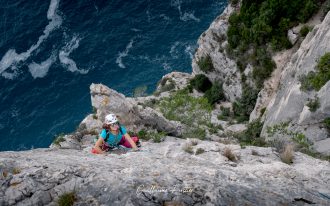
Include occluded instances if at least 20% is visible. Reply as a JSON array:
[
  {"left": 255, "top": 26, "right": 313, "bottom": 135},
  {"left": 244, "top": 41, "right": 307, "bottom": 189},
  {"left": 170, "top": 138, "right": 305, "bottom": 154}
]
[
  {"left": 59, "top": 36, "right": 88, "bottom": 74},
  {"left": 116, "top": 38, "right": 134, "bottom": 69},
  {"left": 162, "top": 62, "right": 171, "bottom": 71},
  {"left": 184, "top": 44, "right": 195, "bottom": 60},
  {"left": 159, "top": 14, "right": 170, "bottom": 21},
  {"left": 0, "top": 0, "right": 62, "bottom": 79},
  {"left": 28, "top": 54, "right": 56, "bottom": 79},
  {"left": 170, "top": 0, "right": 200, "bottom": 22},
  {"left": 181, "top": 12, "right": 200, "bottom": 22},
  {"left": 170, "top": 41, "right": 181, "bottom": 59}
]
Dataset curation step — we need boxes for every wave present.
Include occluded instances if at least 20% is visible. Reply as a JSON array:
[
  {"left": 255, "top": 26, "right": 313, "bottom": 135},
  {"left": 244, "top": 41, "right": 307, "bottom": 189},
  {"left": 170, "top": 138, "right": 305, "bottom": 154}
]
[
  {"left": 184, "top": 44, "right": 195, "bottom": 60},
  {"left": 28, "top": 54, "right": 56, "bottom": 79},
  {"left": 162, "top": 62, "right": 171, "bottom": 71},
  {"left": 181, "top": 12, "right": 200, "bottom": 22},
  {"left": 0, "top": 0, "right": 62, "bottom": 79},
  {"left": 116, "top": 38, "right": 135, "bottom": 69},
  {"left": 170, "top": 41, "right": 196, "bottom": 60},
  {"left": 59, "top": 36, "right": 88, "bottom": 74},
  {"left": 170, "top": 0, "right": 200, "bottom": 22},
  {"left": 170, "top": 41, "right": 180, "bottom": 59}
]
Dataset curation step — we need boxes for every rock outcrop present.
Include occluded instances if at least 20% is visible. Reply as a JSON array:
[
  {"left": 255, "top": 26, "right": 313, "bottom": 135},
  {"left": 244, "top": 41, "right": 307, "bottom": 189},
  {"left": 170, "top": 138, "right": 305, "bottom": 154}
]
[
  {"left": 89, "top": 83, "right": 184, "bottom": 136},
  {"left": 1, "top": 138, "right": 330, "bottom": 206},
  {"left": 261, "top": 12, "right": 330, "bottom": 155},
  {"left": 192, "top": 4, "right": 242, "bottom": 102}
]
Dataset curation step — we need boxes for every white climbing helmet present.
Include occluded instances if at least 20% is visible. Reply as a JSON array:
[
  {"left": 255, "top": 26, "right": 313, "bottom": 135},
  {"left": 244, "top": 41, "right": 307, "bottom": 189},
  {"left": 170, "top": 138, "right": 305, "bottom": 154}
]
[{"left": 105, "top": 114, "right": 118, "bottom": 124}]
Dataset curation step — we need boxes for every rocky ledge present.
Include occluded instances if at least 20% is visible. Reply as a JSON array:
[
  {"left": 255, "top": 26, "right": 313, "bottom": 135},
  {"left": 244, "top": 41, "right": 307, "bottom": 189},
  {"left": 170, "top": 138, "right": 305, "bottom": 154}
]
[{"left": 1, "top": 137, "right": 330, "bottom": 206}]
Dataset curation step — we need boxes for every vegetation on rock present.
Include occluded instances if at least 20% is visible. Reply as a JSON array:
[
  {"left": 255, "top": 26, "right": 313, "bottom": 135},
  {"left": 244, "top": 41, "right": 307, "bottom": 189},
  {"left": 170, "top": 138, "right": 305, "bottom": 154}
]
[
  {"left": 58, "top": 192, "right": 76, "bottom": 206},
  {"left": 197, "top": 55, "right": 215, "bottom": 73},
  {"left": 227, "top": 0, "right": 321, "bottom": 89},
  {"left": 300, "top": 52, "right": 330, "bottom": 91}
]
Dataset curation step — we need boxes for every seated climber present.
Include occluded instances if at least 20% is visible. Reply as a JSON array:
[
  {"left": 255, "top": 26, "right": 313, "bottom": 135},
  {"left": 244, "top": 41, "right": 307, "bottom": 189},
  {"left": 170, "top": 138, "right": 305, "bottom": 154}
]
[{"left": 91, "top": 113, "right": 140, "bottom": 154}]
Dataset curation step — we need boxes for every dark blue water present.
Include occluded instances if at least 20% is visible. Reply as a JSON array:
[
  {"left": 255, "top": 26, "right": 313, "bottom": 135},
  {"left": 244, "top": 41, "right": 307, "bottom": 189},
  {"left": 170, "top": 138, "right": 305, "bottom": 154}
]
[{"left": 0, "top": 0, "right": 227, "bottom": 151}]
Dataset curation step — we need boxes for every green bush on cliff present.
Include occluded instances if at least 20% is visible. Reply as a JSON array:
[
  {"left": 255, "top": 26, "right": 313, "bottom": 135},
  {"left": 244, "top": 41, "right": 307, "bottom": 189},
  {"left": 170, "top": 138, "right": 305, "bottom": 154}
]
[
  {"left": 189, "top": 74, "right": 213, "bottom": 93},
  {"left": 300, "top": 25, "right": 312, "bottom": 37},
  {"left": 58, "top": 192, "right": 76, "bottom": 206},
  {"left": 227, "top": 0, "right": 320, "bottom": 88},
  {"left": 323, "top": 117, "right": 330, "bottom": 131},
  {"left": 53, "top": 133, "right": 65, "bottom": 146},
  {"left": 306, "top": 96, "right": 320, "bottom": 112},
  {"left": 133, "top": 85, "right": 148, "bottom": 97},
  {"left": 312, "top": 52, "right": 330, "bottom": 90},
  {"left": 203, "top": 82, "right": 225, "bottom": 105},
  {"left": 235, "top": 118, "right": 267, "bottom": 147},
  {"left": 158, "top": 89, "right": 212, "bottom": 126},
  {"left": 135, "top": 130, "right": 166, "bottom": 143},
  {"left": 233, "top": 86, "right": 259, "bottom": 122},
  {"left": 156, "top": 89, "right": 214, "bottom": 139},
  {"left": 197, "top": 55, "right": 215, "bottom": 73},
  {"left": 300, "top": 52, "right": 330, "bottom": 91}
]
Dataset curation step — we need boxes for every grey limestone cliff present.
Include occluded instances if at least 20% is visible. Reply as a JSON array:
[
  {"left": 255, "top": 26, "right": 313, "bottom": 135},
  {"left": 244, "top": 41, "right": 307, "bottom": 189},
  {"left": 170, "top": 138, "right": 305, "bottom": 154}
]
[{"left": 261, "top": 12, "right": 330, "bottom": 155}]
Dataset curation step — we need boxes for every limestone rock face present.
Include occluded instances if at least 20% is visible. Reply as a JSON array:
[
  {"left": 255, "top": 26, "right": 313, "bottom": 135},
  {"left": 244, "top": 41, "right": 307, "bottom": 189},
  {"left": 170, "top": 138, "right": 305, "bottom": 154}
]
[
  {"left": 1, "top": 138, "right": 329, "bottom": 206},
  {"left": 155, "top": 72, "right": 192, "bottom": 93},
  {"left": 262, "top": 12, "right": 330, "bottom": 154},
  {"left": 90, "top": 83, "right": 183, "bottom": 136},
  {"left": 192, "top": 5, "right": 242, "bottom": 102}
]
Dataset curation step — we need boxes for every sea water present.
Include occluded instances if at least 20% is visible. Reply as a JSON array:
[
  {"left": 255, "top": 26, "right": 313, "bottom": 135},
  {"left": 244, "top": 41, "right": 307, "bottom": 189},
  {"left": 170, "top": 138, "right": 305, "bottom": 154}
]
[{"left": 0, "top": 0, "right": 227, "bottom": 151}]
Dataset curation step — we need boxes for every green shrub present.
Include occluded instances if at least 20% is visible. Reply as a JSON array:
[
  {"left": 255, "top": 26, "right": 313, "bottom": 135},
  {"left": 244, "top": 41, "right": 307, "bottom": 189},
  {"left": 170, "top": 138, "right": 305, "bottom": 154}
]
[
  {"left": 53, "top": 133, "right": 65, "bottom": 146},
  {"left": 197, "top": 55, "right": 215, "bottom": 73},
  {"left": 157, "top": 89, "right": 212, "bottom": 127},
  {"left": 183, "top": 127, "right": 206, "bottom": 140},
  {"left": 189, "top": 74, "right": 213, "bottom": 93},
  {"left": 252, "top": 49, "right": 276, "bottom": 88},
  {"left": 235, "top": 118, "right": 266, "bottom": 147},
  {"left": 230, "top": 0, "right": 239, "bottom": 6},
  {"left": 221, "top": 106, "right": 231, "bottom": 117},
  {"left": 299, "top": 72, "right": 316, "bottom": 91},
  {"left": 195, "top": 148, "right": 205, "bottom": 155},
  {"left": 233, "top": 86, "right": 258, "bottom": 122},
  {"left": 58, "top": 192, "right": 76, "bottom": 206},
  {"left": 300, "top": 53, "right": 330, "bottom": 91},
  {"left": 312, "top": 52, "right": 330, "bottom": 90},
  {"left": 322, "top": 0, "right": 330, "bottom": 18},
  {"left": 323, "top": 117, "right": 330, "bottom": 131},
  {"left": 226, "top": 0, "right": 319, "bottom": 88},
  {"left": 300, "top": 25, "right": 311, "bottom": 37},
  {"left": 136, "top": 130, "right": 166, "bottom": 143},
  {"left": 92, "top": 106, "right": 97, "bottom": 114},
  {"left": 133, "top": 85, "right": 148, "bottom": 97},
  {"left": 151, "top": 131, "right": 166, "bottom": 143},
  {"left": 207, "top": 123, "right": 223, "bottom": 134},
  {"left": 292, "top": 133, "right": 310, "bottom": 150},
  {"left": 203, "top": 83, "right": 225, "bottom": 105},
  {"left": 260, "top": 107, "right": 266, "bottom": 116},
  {"left": 218, "top": 106, "right": 231, "bottom": 120},
  {"left": 306, "top": 96, "right": 320, "bottom": 112}
]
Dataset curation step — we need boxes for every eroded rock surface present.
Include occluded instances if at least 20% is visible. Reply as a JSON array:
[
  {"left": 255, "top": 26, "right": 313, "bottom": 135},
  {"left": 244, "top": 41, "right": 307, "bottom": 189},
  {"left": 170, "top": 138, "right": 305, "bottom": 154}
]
[{"left": 1, "top": 138, "right": 329, "bottom": 206}]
